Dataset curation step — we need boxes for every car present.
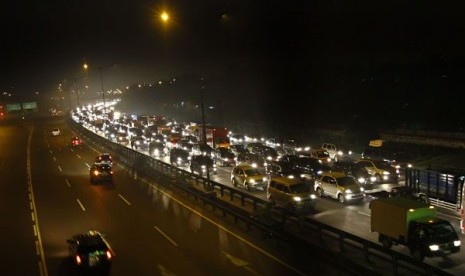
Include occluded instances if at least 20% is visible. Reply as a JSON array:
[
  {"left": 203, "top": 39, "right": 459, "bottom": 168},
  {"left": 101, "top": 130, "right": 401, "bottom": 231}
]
[
  {"left": 235, "top": 152, "right": 267, "bottom": 170},
  {"left": 266, "top": 160, "right": 306, "bottom": 180},
  {"left": 229, "top": 144, "right": 248, "bottom": 155},
  {"left": 321, "top": 143, "right": 339, "bottom": 161},
  {"left": 89, "top": 163, "right": 113, "bottom": 183},
  {"left": 149, "top": 141, "right": 168, "bottom": 157},
  {"left": 309, "top": 149, "right": 332, "bottom": 164},
  {"left": 266, "top": 176, "right": 316, "bottom": 212},
  {"left": 67, "top": 230, "right": 114, "bottom": 270},
  {"left": 130, "top": 136, "right": 149, "bottom": 150},
  {"left": 95, "top": 153, "right": 113, "bottom": 166},
  {"left": 213, "top": 148, "right": 236, "bottom": 167},
  {"left": 389, "top": 186, "right": 430, "bottom": 203},
  {"left": 191, "top": 143, "right": 215, "bottom": 157},
  {"left": 51, "top": 128, "right": 61, "bottom": 136},
  {"left": 332, "top": 160, "right": 377, "bottom": 186},
  {"left": 71, "top": 136, "right": 82, "bottom": 147},
  {"left": 116, "top": 133, "right": 129, "bottom": 145},
  {"left": 169, "top": 148, "right": 191, "bottom": 167},
  {"left": 189, "top": 155, "right": 217, "bottom": 176},
  {"left": 355, "top": 159, "right": 399, "bottom": 184},
  {"left": 231, "top": 164, "right": 269, "bottom": 191},
  {"left": 314, "top": 171, "right": 365, "bottom": 204},
  {"left": 293, "top": 156, "right": 331, "bottom": 180}
]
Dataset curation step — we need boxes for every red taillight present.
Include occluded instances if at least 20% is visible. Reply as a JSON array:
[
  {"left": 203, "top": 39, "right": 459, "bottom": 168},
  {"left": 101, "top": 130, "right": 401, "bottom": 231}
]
[
  {"left": 76, "top": 255, "right": 82, "bottom": 265},
  {"left": 106, "top": 250, "right": 112, "bottom": 259},
  {"left": 110, "top": 171, "right": 114, "bottom": 175}
]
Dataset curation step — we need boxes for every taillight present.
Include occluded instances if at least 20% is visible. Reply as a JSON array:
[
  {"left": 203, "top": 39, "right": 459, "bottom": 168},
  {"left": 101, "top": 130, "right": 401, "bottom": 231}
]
[
  {"left": 106, "top": 250, "right": 112, "bottom": 259},
  {"left": 110, "top": 171, "right": 114, "bottom": 174},
  {"left": 76, "top": 255, "right": 82, "bottom": 265}
]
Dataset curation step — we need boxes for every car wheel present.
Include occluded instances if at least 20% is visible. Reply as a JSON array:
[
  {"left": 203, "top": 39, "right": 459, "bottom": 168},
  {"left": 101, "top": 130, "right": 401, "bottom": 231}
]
[
  {"left": 316, "top": 187, "right": 323, "bottom": 197},
  {"left": 338, "top": 193, "right": 345, "bottom": 203}
]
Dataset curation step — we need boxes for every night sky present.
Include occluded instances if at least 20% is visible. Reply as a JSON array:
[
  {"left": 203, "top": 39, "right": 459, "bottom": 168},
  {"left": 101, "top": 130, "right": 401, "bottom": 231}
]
[{"left": 1, "top": 1, "right": 464, "bottom": 131}]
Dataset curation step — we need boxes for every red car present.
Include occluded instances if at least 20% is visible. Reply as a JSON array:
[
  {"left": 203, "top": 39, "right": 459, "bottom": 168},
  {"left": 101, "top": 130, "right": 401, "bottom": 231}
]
[{"left": 71, "top": 136, "right": 82, "bottom": 146}]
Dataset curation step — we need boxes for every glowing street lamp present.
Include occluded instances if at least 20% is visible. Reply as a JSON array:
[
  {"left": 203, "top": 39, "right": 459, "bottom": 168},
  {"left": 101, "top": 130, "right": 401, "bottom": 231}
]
[{"left": 160, "top": 11, "right": 169, "bottom": 23}]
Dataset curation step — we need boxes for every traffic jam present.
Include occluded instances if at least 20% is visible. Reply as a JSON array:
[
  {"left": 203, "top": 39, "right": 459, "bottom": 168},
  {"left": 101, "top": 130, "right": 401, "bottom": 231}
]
[{"left": 70, "top": 101, "right": 462, "bottom": 263}]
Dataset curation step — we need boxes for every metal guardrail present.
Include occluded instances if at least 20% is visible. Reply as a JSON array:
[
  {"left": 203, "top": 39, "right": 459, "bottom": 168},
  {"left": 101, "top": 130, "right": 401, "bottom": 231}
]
[{"left": 71, "top": 118, "right": 455, "bottom": 276}]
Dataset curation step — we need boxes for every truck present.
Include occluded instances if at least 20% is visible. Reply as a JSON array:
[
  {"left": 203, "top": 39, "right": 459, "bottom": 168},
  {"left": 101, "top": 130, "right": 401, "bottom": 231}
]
[
  {"left": 405, "top": 167, "right": 465, "bottom": 210},
  {"left": 370, "top": 196, "right": 460, "bottom": 261},
  {"left": 194, "top": 125, "right": 230, "bottom": 149}
]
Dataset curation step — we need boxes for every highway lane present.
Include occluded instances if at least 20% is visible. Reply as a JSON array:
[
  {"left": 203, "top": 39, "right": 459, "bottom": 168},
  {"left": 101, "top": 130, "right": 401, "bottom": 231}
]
[
  {"left": 32, "top": 118, "right": 349, "bottom": 275},
  {"left": 0, "top": 121, "right": 40, "bottom": 275}
]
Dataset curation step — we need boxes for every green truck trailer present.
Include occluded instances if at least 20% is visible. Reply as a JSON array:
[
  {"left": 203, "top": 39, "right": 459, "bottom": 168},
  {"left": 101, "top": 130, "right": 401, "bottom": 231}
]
[{"left": 370, "top": 196, "right": 461, "bottom": 261}]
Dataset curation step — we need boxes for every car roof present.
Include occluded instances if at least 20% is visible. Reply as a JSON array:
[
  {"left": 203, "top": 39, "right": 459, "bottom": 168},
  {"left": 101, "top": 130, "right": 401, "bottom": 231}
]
[
  {"left": 270, "top": 176, "right": 304, "bottom": 185},
  {"left": 320, "top": 171, "right": 347, "bottom": 178},
  {"left": 234, "top": 164, "right": 257, "bottom": 170}
]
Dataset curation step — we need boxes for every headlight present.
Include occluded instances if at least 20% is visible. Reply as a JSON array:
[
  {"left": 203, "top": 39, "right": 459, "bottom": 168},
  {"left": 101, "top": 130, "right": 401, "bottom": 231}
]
[
  {"left": 370, "top": 176, "right": 377, "bottom": 182},
  {"left": 345, "top": 189, "right": 352, "bottom": 194},
  {"left": 360, "top": 187, "right": 364, "bottom": 192},
  {"left": 262, "top": 177, "right": 268, "bottom": 182},
  {"left": 300, "top": 174, "right": 305, "bottom": 178},
  {"left": 337, "top": 150, "right": 343, "bottom": 156},
  {"left": 429, "top": 244, "right": 439, "bottom": 251},
  {"left": 293, "top": 196, "right": 301, "bottom": 202},
  {"left": 317, "top": 170, "right": 323, "bottom": 175},
  {"left": 383, "top": 175, "right": 389, "bottom": 180},
  {"left": 201, "top": 165, "right": 206, "bottom": 169},
  {"left": 358, "top": 177, "right": 366, "bottom": 184},
  {"left": 318, "top": 160, "right": 322, "bottom": 164},
  {"left": 407, "top": 164, "right": 413, "bottom": 168},
  {"left": 304, "top": 147, "right": 310, "bottom": 151},
  {"left": 454, "top": 240, "right": 461, "bottom": 247},
  {"left": 327, "top": 158, "right": 331, "bottom": 162},
  {"left": 383, "top": 171, "right": 390, "bottom": 175},
  {"left": 249, "top": 179, "right": 255, "bottom": 184},
  {"left": 267, "top": 156, "right": 272, "bottom": 160},
  {"left": 287, "top": 175, "right": 295, "bottom": 179},
  {"left": 251, "top": 163, "right": 257, "bottom": 168},
  {"left": 224, "top": 158, "right": 229, "bottom": 161},
  {"left": 310, "top": 194, "right": 317, "bottom": 199},
  {"left": 348, "top": 150, "right": 352, "bottom": 155},
  {"left": 93, "top": 170, "right": 100, "bottom": 176}
]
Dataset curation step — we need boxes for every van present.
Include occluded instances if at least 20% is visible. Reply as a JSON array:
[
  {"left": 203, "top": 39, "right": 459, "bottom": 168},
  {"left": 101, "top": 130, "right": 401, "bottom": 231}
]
[{"left": 266, "top": 176, "right": 316, "bottom": 212}]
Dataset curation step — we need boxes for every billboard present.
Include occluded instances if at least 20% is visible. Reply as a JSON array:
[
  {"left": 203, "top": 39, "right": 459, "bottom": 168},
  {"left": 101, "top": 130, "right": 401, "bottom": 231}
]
[
  {"left": 6, "top": 103, "right": 21, "bottom": 112},
  {"left": 22, "top": 102, "right": 38, "bottom": 110}
]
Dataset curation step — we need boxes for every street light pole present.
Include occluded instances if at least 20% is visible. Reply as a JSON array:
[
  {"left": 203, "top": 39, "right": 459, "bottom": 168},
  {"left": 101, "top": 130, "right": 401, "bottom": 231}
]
[{"left": 98, "top": 66, "right": 107, "bottom": 117}]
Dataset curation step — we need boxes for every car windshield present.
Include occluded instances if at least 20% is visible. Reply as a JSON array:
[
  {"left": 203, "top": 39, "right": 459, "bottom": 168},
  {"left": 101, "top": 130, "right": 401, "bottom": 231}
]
[
  {"left": 428, "top": 221, "right": 458, "bottom": 242},
  {"left": 315, "top": 151, "right": 329, "bottom": 158},
  {"left": 289, "top": 182, "right": 310, "bottom": 194},
  {"left": 337, "top": 176, "right": 358, "bottom": 186},
  {"left": 244, "top": 169, "right": 261, "bottom": 176},
  {"left": 372, "top": 160, "right": 393, "bottom": 170}
]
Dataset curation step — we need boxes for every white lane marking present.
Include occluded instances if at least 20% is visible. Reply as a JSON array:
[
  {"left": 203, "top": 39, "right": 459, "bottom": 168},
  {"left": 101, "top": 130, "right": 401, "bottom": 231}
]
[
  {"left": 154, "top": 226, "right": 178, "bottom": 247},
  {"left": 357, "top": 211, "right": 371, "bottom": 217},
  {"left": 31, "top": 212, "right": 35, "bottom": 222},
  {"left": 65, "top": 179, "right": 71, "bottom": 188},
  {"left": 49, "top": 150, "right": 53, "bottom": 154},
  {"left": 70, "top": 148, "right": 74, "bottom": 152},
  {"left": 27, "top": 126, "right": 48, "bottom": 276},
  {"left": 85, "top": 163, "right": 90, "bottom": 168},
  {"left": 53, "top": 157, "right": 56, "bottom": 162},
  {"left": 76, "top": 199, "right": 86, "bottom": 211},
  {"left": 33, "top": 224, "right": 38, "bottom": 237},
  {"left": 141, "top": 178, "right": 305, "bottom": 275},
  {"left": 118, "top": 194, "right": 131, "bottom": 206},
  {"left": 58, "top": 165, "right": 62, "bottom": 172},
  {"left": 76, "top": 154, "right": 81, "bottom": 159}
]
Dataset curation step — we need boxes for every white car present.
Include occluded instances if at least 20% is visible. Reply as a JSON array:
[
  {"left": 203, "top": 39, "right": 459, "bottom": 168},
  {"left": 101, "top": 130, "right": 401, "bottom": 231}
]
[
  {"left": 51, "top": 128, "right": 61, "bottom": 136},
  {"left": 321, "top": 143, "right": 338, "bottom": 160}
]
